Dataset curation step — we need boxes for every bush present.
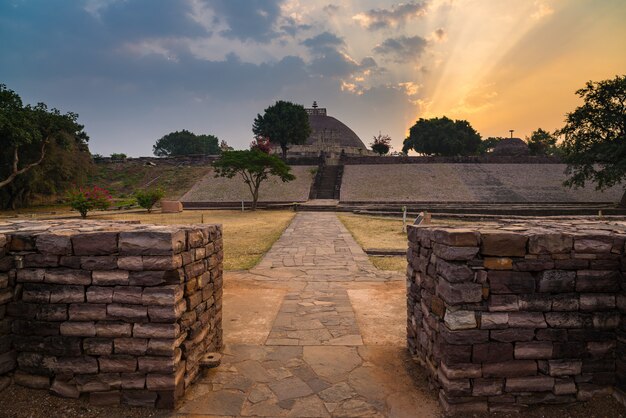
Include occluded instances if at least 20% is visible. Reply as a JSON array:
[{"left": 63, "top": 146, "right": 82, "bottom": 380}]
[
  {"left": 135, "top": 187, "right": 165, "bottom": 213},
  {"left": 66, "top": 186, "right": 112, "bottom": 218},
  {"left": 110, "top": 153, "right": 127, "bottom": 160}
]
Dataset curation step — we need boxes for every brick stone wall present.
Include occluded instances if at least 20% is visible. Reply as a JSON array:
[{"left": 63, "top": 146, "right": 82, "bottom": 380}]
[
  {"left": 0, "top": 219, "right": 223, "bottom": 408},
  {"left": 406, "top": 220, "right": 626, "bottom": 414}
]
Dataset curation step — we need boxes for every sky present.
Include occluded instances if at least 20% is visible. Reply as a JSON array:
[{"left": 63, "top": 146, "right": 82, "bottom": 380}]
[{"left": 1, "top": 0, "right": 625, "bottom": 157}]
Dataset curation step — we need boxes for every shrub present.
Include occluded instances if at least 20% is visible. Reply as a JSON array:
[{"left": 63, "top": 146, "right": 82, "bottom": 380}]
[
  {"left": 110, "top": 153, "right": 127, "bottom": 160},
  {"left": 66, "top": 186, "right": 112, "bottom": 218},
  {"left": 135, "top": 187, "right": 165, "bottom": 213}
]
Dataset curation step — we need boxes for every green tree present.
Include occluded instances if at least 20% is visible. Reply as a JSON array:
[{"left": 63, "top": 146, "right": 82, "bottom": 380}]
[
  {"left": 558, "top": 75, "right": 626, "bottom": 206},
  {"left": 252, "top": 100, "right": 311, "bottom": 159},
  {"left": 213, "top": 150, "right": 295, "bottom": 210},
  {"left": 153, "top": 129, "right": 220, "bottom": 156},
  {"left": 110, "top": 153, "right": 127, "bottom": 160},
  {"left": 402, "top": 116, "right": 482, "bottom": 156},
  {"left": 370, "top": 133, "right": 392, "bottom": 156},
  {"left": 135, "top": 187, "right": 165, "bottom": 213},
  {"left": 527, "top": 128, "right": 559, "bottom": 156},
  {"left": 0, "top": 84, "right": 89, "bottom": 190},
  {"left": 477, "top": 137, "right": 504, "bottom": 155}
]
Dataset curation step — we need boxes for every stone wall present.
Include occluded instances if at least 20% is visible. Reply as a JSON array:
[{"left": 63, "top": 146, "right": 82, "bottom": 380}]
[
  {"left": 0, "top": 219, "right": 223, "bottom": 408},
  {"left": 406, "top": 220, "right": 626, "bottom": 414}
]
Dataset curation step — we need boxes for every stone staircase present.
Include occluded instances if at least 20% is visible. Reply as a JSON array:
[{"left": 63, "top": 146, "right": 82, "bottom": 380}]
[{"left": 316, "top": 165, "right": 340, "bottom": 199}]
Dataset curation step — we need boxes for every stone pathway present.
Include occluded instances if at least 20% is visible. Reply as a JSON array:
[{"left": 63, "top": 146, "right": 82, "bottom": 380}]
[{"left": 177, "top": 212, "right": 440, "bottom": 417}]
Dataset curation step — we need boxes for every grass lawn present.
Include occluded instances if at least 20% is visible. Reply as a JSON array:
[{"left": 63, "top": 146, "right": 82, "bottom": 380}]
[
  {"left": 369, "top": 256, "right": 407, "bottom": 272},
  {"left": 338, "top": 213, "right": 408, "bottom": 250},
  {"left": 92, "top": 209, "right": 296, "bottom": 271}
]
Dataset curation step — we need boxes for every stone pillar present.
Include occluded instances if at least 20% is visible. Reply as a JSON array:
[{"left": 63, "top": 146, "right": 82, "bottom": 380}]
[
  {"left": 0, "top": 219, "right": 223, "bottom": 408},
  {"left": 407, "top": 221, "right": 626, "bottom": 414}
]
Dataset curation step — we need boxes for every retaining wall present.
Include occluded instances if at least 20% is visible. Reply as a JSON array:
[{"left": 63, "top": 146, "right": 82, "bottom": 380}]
[
  {"left": 0, "top": 219, "right": 223, "bottom": 408},
  {"left": 406, "top": 220, "right": 626, "bottom": 414}
]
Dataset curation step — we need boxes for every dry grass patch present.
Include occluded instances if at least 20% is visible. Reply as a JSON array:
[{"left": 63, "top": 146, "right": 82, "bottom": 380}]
[
  {"left": 338, "top": 213, "right": 408, "bottom": 250},
  {"left": 96, "top": 210, "right": 295, "bottom": 271},
  {"left": 369, "top": 256, "right": 407, "bottom": 272}
]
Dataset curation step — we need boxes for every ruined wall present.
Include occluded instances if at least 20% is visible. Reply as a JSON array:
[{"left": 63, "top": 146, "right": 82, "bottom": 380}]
[
  {"left": 0, "top": 219, "right": 223, "bottom": 408},
  {"left": 406, "top": 220, "right": 626, "bottom": 414}
]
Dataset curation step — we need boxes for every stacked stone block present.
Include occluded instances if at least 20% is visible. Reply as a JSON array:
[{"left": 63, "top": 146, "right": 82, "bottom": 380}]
[
  {"left": 406, "top": 220, "right": 625, "bottom": 414},
  {"left": 0, "top": 219, "right": 223, "bottom": 408}
]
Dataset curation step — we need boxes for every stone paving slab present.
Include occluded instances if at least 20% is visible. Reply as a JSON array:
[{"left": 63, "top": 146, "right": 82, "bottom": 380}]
[{"left": 177, "top": 212, "right": 435, "bottom": 417}]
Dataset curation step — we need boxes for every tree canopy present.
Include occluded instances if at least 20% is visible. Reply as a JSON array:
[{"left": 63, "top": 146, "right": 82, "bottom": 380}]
[
  {"left": 213, "top": 149, "right": 295, "bottom": 210},
  {"left": 252, "top": 100, "right": 311, "bottom": 159},
  {"left": 370, "top": 133, "right": 392, "bottom": 156},
  {"left": 527, "top": 128, "right": 559, "bottom": 156},
  {"left": 402, "top": 116, "right": 482, "bottom": 156},
  {"left": 0, "top": 84, "right": 91, "bottom": 208},
  {"left": 477, "top": 137, "right": 504, "bottom": 155},
  {"left": 558, "top": 75, "right": 626, "bottom": 205},
  {"left": 153, "top": 129, "right": 220, "bottom": 156}
]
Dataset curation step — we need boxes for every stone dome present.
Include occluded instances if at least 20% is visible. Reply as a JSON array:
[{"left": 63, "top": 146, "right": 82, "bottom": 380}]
[
  {"left": 305, "top": 104, "right": 367, "bottom": 150},
  {"left": 492, "top": 138, "right": 530, "bottom": 156}
]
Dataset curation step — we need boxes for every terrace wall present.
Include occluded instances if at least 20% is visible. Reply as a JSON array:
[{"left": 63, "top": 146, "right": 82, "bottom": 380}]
[
  {"left": 0, "top": 219, "right": 223, "bottom": 408},
  {"left": 406, "top": 220, "right": 626, "bottom": 414}
]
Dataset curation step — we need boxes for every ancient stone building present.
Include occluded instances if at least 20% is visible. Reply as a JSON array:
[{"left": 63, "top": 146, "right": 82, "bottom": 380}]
[{"left": 285, "top": 102, "right": 375, "bottom": 158}]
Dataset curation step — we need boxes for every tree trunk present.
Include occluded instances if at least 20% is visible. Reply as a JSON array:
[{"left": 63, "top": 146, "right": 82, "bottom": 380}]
[
  {"left": 251, "top": 188, "right": 258, "bottom": 211},
  {"left": 620, "top": 189, "right": 626, "bottom": 208},
  {"left": 281, "top": 144, "right": 287, "bottom": 160}
]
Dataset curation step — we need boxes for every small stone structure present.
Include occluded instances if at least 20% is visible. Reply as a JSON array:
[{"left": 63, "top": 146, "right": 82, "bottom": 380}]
[
  {"left": 406, "top": 219, "right": 625, "bottom": 414},
  {"left": 0, "top": 219, "right": 223, "bottom": 408},
  {"left": 161, "top": 200, "right": 183, "bottom": 213}
]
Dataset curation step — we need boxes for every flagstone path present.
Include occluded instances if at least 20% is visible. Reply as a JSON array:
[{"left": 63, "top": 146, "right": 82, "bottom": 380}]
[{"left": 177, "top": 212, "right": 441, "bottom": 417}]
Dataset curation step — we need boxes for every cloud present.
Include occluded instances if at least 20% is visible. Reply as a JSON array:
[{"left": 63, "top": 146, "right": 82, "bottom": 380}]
[
  {"left": 353, "top": 1, "right": 428, "bottom": 30},
  {"left": 323, "top": 4, "right": 340, "bottom": 15},
  {"left": 301, "top": 31, "right": 344, "bottom": 54},
  {"left": 373, "top": 35, "right": 428, "bottom": 62},
  {"left": 279, "top": 16, "right": 312, "bottom": 36},
  {"left": 531, "top": 1, "right": 555, "bottom": 20},
  {"left": 433, "top": 28, "right": 446, "bottom": 41},
  {"left": 201, "top": 0, "right": 285, "bottom": 42}
]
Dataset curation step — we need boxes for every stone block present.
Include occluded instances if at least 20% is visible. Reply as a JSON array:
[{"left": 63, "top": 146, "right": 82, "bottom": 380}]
[
  {"left": 508, "top": 312, "right": 547, "bottom": 328},
  {"left": 50, "top": 379, "right": 79, "bottom": 399},
  {"left": 72, "top": 232, "right": 118, "bottom": 255},
  {"left": 37, "top": 305, "right": 68, "bottom": 322},
  {"left": 121, "top": 373, "right": 146, "bottom": 389},
  {"left": 133, "top": 323, "right": 180, "bottom": 339},
  {"left": 119, "top": 230, "right": 186, "bottom": 255},
  {"left": 444, "top": 310, "right": 477, "bottom": 330},
  {"left": 99, "top": 356, "right": 137, "bottom": 373},
  {"left": 24, "top": 254, "right": 59, "bottom": 268},
  {"left": 0, "top": 350, "right": 16, "bottom": 374},
  {"left": 14, "top": 371, "right": 50, "bottom": 389},
  {"left": 138, "top": 356, "right": 176, "bottom": 373},
  {"left": 142, "top": 256, "right": 183, "bottom": 271},
  {"left": 129, "top": 270, "right": 182, "bottom": 287},
  {"left": 16, "top": 269, "right": 45, "bottom": 283},
  {"left": 436, "top": 279, "right": 482, "bottom": 305},
  {"left": 432, "top": 244, "right": 479, "bottom": 261},
  {"left": 473, "top": 378, "right": 504, "bottom": 396},
  {"left": 548, "top": 360, "right": 582, "bottom": 377},
  {"left": 490, "top": 329, "right": 536, "bottom": 343},
  {"left": 488, "top": 271, "right": 535, "bottom": 294},
  {"left": 114, "top": 338, "right": 148, "bottom": 356},
  {"left": 13, "top": 320, "right": 59, "bottom": 336},
  {"left": 60, "top": 321, "right": 96, "bottom": 337},
  {"left": 107, "top": 304, "right": 148, "bottom": 322},
  {"left": 161, "top": 200, "right": 183, "bottom": 213},
  {"left": 54, "top": 356, "right": 99, "bottom": 374},
  {"left": 551, "top": 294, "right": 579, "bottom": 311},
  {"left": 69, "top": 304, "right": 107, "bottom": 321},
  {"left": 435, "top": 259, "right": 474, "bottom": 283},
  {"left": 440, "top": 362, "right": 482, "bottom": 379},
  {"left": 86, "top": 286, "right": 114, "bottom": 303},
  {"left": 148, "top": 300, "right": 186, "bottom": 323},
  {"left": 142, "top": 286, "right": 183, "bottom": 306},
  {"left": 488, "top": 295, "right": 519, "bottom": 312},
  {"left": 483, "top": 360, "right": 537, "bottom": 378},
  {"left": 481, "top": 232, "right": 528, "bottom": 257},
  {"left": 480, "top": 312, "right": 508, "bottom": 329},
  {"left": 472, "top": 342, "right": 513, "bottom": 363},
  {"left": 515, "top": 342, "right": 553, "bottom": 359},
  {"left": 432, "top": 229, "right": 479, "bottom": 247},
  {"left": 538, "top": 270, "right": 576, "bottom": 293},
  {"left": 81, "top": 256, "right": 118, "bottom": 270},
  {"left": 92, "top": 270, "right": 129, "bottom": 286},
  {"left": 545, "top": 312, "right": 583, "bottom": 328},
  {"left": 112, "top": 286, "right": 143, "bottom": 304},
  {"left": 96, "top": 321, "right": 132, "bottom": 338},
  {"left": 518, "top": 294, "right": 552, "bottom": 311},
  {"left": 576, "top": 270, "right": 620, "bottom": 292},
  {"left": 49, "top": 286, "right": 85, "bottom": 304},
  {"left": 579, "top": 294, "right": 615, "bottom": 311},
  {"left": 117, "top": 256, "right": 143, "bottom": 271},
  {"left": 515, "top": 260, "right": 555, "bottom": 272},
  {"left": 36, "top": 233, "right": 72, "bottom": 255},
  {"left": 528, "top": 234, "right": 573, "bottom": 254},
  {"left": 484, "top": 258, "right": 513, "bottom": 270},
  {"left": 505, "top": 376, "right": 554, "bottom": 392},
  {"left": 84, "top": 338, "right": 114, "bottom": 356},
  {"left": 554, "top": 259, "right": 589, "bottom": 270},
  {"left": 44, "top": 269, "right": 91, "bottom": 285},
  {"left": 574, "top": 236, "right": 614, "bottom": 253}
]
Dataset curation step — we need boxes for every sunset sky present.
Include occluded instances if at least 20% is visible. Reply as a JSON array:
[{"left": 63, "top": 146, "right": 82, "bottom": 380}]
[{"left": 1, "top": 0, "right": 625, "bottom": 156}]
